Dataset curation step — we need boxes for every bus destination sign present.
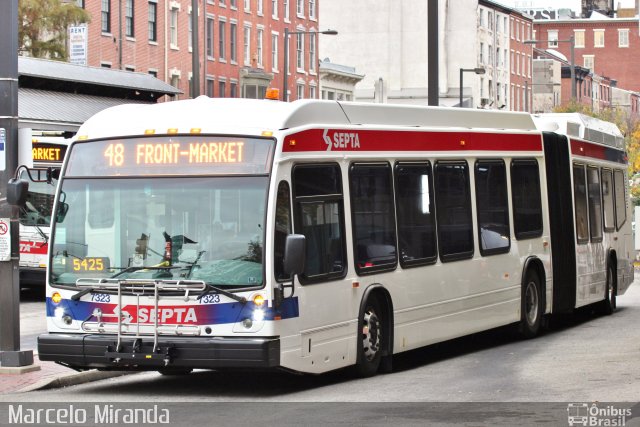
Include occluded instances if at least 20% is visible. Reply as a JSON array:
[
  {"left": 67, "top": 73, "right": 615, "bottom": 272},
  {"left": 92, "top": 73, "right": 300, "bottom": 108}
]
[
  {"left": 32, "top": 143, "right": 67, "bottom": 163},
  {"left": 66, "top": 136, "right": 273, "bottom": 176}
]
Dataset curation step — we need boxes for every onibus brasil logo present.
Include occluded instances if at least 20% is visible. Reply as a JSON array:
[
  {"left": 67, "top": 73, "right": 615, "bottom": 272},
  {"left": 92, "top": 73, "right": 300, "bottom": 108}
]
[{"left": 567, "top": 403, "right": 632, "bottom": 426}]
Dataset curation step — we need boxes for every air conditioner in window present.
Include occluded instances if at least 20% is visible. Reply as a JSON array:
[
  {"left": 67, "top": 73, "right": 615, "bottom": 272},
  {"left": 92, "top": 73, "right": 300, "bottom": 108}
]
[{"left": 480, "top": 98, "right": 490, "bottom": 106}]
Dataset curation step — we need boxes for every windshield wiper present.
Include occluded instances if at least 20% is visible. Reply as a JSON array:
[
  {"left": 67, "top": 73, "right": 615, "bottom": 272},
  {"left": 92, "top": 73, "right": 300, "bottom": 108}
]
[
  {"left": 198, "top": 283, "right": 247, "bottom": 304},
  {"left": 110, "top": 265, "right": 182, "bottom": 279}
]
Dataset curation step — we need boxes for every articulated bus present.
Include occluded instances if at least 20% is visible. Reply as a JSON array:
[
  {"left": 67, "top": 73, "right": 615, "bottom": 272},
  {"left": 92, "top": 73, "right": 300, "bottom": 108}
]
[
  {"left": 18, "top": 136, "right": 69, "bottom": 286},
  {"left": 17, "top": 98, "right": 632, "bottom": 376}
]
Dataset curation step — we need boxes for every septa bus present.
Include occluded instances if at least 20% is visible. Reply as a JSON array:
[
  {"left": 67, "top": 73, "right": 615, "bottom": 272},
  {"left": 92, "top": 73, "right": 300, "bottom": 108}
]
[
  {"left": 18, "top": 136, "right": 69, "bottom": 286},
  {"left": 9, "top": 98, "right": 632, "bottom": 376}
]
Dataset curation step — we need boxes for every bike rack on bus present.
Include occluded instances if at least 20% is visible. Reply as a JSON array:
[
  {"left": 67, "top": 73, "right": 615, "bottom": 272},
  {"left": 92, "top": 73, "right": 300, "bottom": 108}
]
[{"left": 76, "top": 278, "right": 206, "bottom": 365}]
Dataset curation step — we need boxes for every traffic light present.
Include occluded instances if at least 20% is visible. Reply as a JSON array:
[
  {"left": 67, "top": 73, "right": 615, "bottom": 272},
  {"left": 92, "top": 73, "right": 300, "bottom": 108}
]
[{"left": 135, "top": 233, "right": 149, "bottom": 259}]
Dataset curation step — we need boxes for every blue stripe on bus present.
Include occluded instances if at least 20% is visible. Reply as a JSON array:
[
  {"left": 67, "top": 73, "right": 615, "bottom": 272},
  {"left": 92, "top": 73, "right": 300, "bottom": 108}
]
[{"left": 46, "top": 296, "right": 299, "bottom": 325}]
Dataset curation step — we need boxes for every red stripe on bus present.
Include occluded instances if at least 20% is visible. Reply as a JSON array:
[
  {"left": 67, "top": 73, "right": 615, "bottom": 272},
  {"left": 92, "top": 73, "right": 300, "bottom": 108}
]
[{"left": 283, "top": 129, "right": 542, "bottom": 153}]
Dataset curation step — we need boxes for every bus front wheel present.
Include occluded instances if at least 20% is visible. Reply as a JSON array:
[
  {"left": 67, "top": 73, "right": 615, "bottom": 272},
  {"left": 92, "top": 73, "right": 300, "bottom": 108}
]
[
  {"left": 520, "top": 269, "right": 543, "bottom": 338},
  {"left": 355, "top": 298, "right": 383, "bottom": 377}
]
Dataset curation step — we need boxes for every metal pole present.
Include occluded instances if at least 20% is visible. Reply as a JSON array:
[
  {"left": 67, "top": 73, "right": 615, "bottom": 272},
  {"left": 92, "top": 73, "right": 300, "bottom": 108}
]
[
  {"left": 427, "top": 0, "right": 439, "bottom": 106},
  {"left": 525, "top": 80, "right": 529, "bottom": 112},
  {"left": 118, "top": 0, "right": 123, "bottom": 69},
  {"left": 283, "top": 28, "right": 289, "bottom": 101},
  {"left": 191, "top": 0, "right": 200, "bottom": 97},
  {"left": 0, "top": 0, "right": 32, "bottom": 368},
  {"left": 459, "top": 68, "right": 464, "bottom": 108},
  {"left": 569, "top": 35, "right": 576, "bottom": 101}
]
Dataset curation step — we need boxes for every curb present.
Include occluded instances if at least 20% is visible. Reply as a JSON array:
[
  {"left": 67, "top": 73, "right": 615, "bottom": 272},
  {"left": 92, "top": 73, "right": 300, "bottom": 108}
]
[{"left": 18, "top": 370, "right": 135, "bottom": 393}]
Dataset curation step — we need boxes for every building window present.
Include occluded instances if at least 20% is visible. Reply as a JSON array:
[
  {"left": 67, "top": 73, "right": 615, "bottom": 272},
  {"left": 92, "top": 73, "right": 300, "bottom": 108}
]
[
  {"left": 148, "top": 2, "right": 157, "bottom": 41},
  {"left": 230, "top": 81, "right": 237, "bottom": 97},
  {"left": 574, "top": 30, "right": 585, "bottom": 48},
  {"left": 309, "top": 33, "right": 316, "bottom": 72},
  {"left": 101, "top": 0, "right": 111, "bottom": 33},
  {"left": 594, "top": 29, "right": 605, "bottom": 47},
  {"left": 296, "top": 33, "right": 304, "bottom": 69},
  {"left": 284, "top": 0, "right": 290, "bottom": 20},
  {"left": 309, "top": 0, "right": 316, "bottom": 19},
  {"left": 619, "top": 29, "right": 629, "bottom": 47},
  {"left": 297, "top": 84, "right": 304, "bottom": 99},
  {"left": 479, "top": 9, "right": 485, "bottom": 27},
  {"left": 219, "top": 20, "right": 226, "bottom": 60},
  {"left": 547, "top": 30, "right": 558, "bottom": 47},
  {"left": 584, "top": 55, "right": 594, "bottom": 71},
  {"left": 125, "top": 0, "right": 134, "bottom": 37},
  {"left": 170, "top": 7, "right": 178, "bottom": 47},
  {"left": 257, "top": 28, "right": 264, "bottom": 67},
  {"left": 206, "top": 17, "right": 214, "bottom": 58},
  {"left": 244, "top": 0, "right": 250, "bottom": 12},
  {"left": 206, "top": 78, "right": 214, "bottom": 97},
  {"left": 479, "top": 42, "right": 484, "bottom": 64},
  {"left": 257, "top": 0, "right": 263, "bottom": 14},
  {"left": 243, "top": 25, "right": 251, "bottom": 65},
  {"left": 219, "top": 80, "right": 226, "bottom": 97},
  {"left": 297, "top": 0, "right": 303, "bottom": 16},
  {"left": 188, "top": 11, "right": 193, "bottom": 50},
  {"left": 272, "top": 33, "right": 279, "bottom": 71},
  {"left": 272, "top": 0, "right": 278, "bottom": 18},
  {"left": 230, "top": 22, "right": 237, "bottom": 62},
  {"left": 309, "top": 85, "right": 316, "bottom": 99},
  {"left": 230, "top": 0, "right": 236, "bottom": 8}
]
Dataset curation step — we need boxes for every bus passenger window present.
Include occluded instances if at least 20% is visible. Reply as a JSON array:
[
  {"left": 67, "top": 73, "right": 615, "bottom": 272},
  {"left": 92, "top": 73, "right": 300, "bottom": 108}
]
[
  {"left": 350, "top": 163, "right": 397, "bottom": 274},
  {"left": 435, "top": 161, "right": 474, "bottom": 262},
  {"left": 601, "top": 169, "right": 615, "bottom": 232},
  {"left": 394, "top": 162, "right": 437, "bottom": 267},
  {"left": 573, "top": 164, "right": 589, "bottom": 244},
  {"left": 614, "top": 169, "right": 627, "bottom": 230},
  {"left": 475, "top": 160, "right": 510, "bottom": 255},
  {"left": 587, "top": 166, "right": 603, "bottom": 242},
  {"left": 274, "top": 181, "right": 292, "bottom": 282},
  {"left": 293, "top": 164, "right": 346, "bottom": 283},
  {"left": 511, "top": 159, "right": 543, "bottom": 240}
]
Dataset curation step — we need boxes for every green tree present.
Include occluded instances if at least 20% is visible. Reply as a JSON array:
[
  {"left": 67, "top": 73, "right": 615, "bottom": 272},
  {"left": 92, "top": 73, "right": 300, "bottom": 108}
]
[{"left": 19, "top": 0, "right": 90, "bottom": 60}]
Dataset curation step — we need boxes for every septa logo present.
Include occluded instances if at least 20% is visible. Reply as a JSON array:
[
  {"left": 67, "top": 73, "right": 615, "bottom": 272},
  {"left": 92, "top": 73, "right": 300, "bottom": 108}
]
[
  {"left": 120, "top": 305, "right": 199, "bottom": 324},
  {"left": 323, "top": 129, "right": 361, "bottom": 151},
  {"left": 19, "top": 241, "right": 48, "bottom": 255}
]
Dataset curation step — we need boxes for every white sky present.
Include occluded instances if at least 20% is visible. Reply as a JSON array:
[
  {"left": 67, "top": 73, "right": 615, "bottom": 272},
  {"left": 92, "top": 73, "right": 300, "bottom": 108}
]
[{"left": 494, "top": 0, "right": 635, "bottom": 14}]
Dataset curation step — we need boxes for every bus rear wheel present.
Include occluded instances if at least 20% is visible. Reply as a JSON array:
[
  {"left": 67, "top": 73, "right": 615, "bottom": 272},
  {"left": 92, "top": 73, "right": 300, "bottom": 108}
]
[
  {"left": 601, "top": 264, "right": 617, "bottom": 315},
  {"left": 355, "top": 298, "right": 383, "bottom": 377},
  {"left": 520, "top": 270, "right": 543, "bottom": 338}
]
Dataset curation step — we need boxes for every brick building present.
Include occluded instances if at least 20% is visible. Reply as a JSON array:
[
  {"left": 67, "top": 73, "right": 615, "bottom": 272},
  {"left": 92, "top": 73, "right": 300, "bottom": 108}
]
[{"left": 79, "top": 0, "right": 322, "bottom": 101}]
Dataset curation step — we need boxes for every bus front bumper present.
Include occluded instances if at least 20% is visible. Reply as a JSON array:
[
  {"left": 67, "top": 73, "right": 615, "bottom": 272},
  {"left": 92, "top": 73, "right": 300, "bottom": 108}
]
[{"left": 38, "top": 333, "right": 280, "bottom": 370}]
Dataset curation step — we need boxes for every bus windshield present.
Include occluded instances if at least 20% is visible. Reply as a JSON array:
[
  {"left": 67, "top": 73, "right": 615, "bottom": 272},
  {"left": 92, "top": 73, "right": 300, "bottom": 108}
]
[
  {"left": 19, "top": 169, "right": 58, "bottom": 227},
  {"left": 50, "top": 176, "right": 268, "bottom": 288}
]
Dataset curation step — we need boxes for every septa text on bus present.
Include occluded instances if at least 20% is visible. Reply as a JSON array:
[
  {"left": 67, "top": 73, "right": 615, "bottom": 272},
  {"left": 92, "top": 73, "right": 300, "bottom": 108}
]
[{"left": 323, "top": 129, "right": 361, "bottom": 151}]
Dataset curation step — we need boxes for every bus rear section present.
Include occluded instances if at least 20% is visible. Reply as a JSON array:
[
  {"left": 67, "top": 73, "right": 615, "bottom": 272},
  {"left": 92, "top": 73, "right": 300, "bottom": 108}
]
[
  {"left": 537, "top": 113, "right": 634, "bottom": 314},
  {"left": 18, "top": 137, "right": 69, "bottom": 286}
]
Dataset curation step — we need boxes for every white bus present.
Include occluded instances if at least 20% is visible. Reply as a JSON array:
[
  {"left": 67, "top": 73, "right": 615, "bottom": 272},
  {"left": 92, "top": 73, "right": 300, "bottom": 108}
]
[
  {"left": 17, "top": 98, "right": 632, "bottom": 376},
  {"left": 18, "top": 136, "right": 69, "bottom": 286}
]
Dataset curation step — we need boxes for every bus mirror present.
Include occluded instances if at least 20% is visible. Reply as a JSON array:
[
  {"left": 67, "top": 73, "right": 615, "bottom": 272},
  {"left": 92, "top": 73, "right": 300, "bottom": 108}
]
[
  {"left": 283, "top": 234, "right": 306, "bottom": 276},
  {"left": 56, "top": 202, "right": 69, "bottom": 223},
  {"left": 49, "top": 168, "right": 61, "bottom": 182},
  {"left": 6, "top": 178, "right": 29, "bottom": 207}
]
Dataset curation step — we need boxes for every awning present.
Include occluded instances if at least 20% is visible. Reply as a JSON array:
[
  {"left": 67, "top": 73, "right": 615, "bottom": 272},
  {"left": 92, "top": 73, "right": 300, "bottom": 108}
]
[{"left": 19, "top": 88, "right": 153, "bottom": 132}]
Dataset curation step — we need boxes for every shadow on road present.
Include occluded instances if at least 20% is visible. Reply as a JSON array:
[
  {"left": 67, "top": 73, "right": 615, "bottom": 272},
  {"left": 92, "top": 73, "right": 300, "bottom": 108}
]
[{"left": 72, "top": 302, "right": 617, "bottom": 399}]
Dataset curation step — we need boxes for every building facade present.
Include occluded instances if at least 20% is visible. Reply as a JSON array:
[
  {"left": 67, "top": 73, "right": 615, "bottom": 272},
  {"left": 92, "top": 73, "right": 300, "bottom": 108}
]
[
  {"left": 319, "top": 0, "right": 533, "bottom": 110},
  {"left": 78, "top": 0, "right": 325, "bottom": 101}
]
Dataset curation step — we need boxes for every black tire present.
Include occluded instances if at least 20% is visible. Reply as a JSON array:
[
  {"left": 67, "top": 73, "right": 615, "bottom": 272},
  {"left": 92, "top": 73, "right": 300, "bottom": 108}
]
[
  {"left": 601, "top": 263, "right": 617, "bottom": 315},
  {"left": 355, "top": 298, "right": 383, "bottom": 377},
  {"left": 520, "top": 269, "right": 543, "bottom": 338}
]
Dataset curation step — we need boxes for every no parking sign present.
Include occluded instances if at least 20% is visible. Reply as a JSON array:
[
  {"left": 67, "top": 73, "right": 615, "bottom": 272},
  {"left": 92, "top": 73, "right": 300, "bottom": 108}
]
[{"left": 0, "top": 218, "right": 10, "bottom": 261}]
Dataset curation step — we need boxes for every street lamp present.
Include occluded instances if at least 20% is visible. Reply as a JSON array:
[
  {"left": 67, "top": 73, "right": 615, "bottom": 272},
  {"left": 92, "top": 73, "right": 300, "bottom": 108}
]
[
  {"left": 283, "top": 28, "right": 337, "bottom": 101},
  {"left": 524, "top": 36, "right": 576, "bottom": 101},
  {"left": 459, "top": 67, "right": 486, "bottom": 108}
]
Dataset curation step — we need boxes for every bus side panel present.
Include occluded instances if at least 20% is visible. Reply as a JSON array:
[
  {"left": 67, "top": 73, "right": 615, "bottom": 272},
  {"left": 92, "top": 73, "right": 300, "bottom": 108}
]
[{"left": 543, "top": 132, "right": 577, "bottom": 313}]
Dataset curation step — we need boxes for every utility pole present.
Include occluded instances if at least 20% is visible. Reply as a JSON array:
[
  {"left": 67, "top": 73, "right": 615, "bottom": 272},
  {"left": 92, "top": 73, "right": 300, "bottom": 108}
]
[
  {"left": 0, "top": 0, "right": 34, "bottom": 369},
  {"left": 427, "top": 0, "right": 439, "bottom": 106},
  {"left": 191, "top": 0, "right": 200, "bottom": 97}
]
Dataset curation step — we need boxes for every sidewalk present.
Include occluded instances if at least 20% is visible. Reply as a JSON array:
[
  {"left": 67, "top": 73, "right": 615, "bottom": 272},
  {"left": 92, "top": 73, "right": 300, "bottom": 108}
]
[{"left": 0, "top": 355, "right": 129, "bottom": 394}]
